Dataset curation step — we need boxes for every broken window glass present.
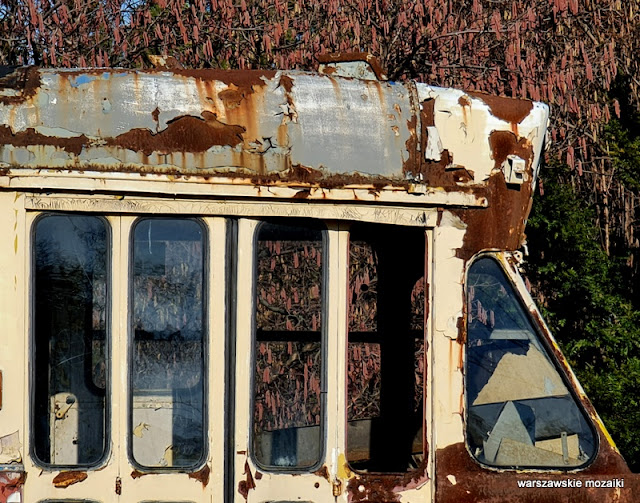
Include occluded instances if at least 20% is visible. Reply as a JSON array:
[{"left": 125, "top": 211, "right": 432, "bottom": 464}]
[
  {"left": 252, "top": 221, "right": 324, "bottom": 469},
  {"left": 33, "top": 215, "right": 109, "bottom": 466},
  {"left": 131, "top": 218, "right": 206, "bottom": 469},
  {"left": 346, "top": 224, "right": 425, "bottom": 472},
  {"left": 466, "top": 256, "right": 596, "bottom": 468}
]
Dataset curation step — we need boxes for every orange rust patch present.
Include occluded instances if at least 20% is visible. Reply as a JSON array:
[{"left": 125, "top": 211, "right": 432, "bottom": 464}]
[
  {"left": 489, "top": 130, "right": 533, "bottom": 169},
  {"left": 171, "top": 69, "right": 276, "bottom": 94},
  {"left": 0, "top": 66, "right": 41, "bottom": 105},
  {"left": 436, "top": 441, "right": 636, "bottom": 503},
  {"left": 188, "top": 464, "right": 210, "bottom": 487},
  {"left": 468, "top": 91, "right": 533, "bottom": 124},
  {"left": 238, "top": 461, "right": 256, "bottom": 500},
  {"left": 314, "top": 465, "right": 330, "bottom": 481},
  {"left": 452, "top": 131, "right": 535, "bottom": 259},
  {"left": 0, "top": 125, "right": 89, "bottom": 155},
  {"left": 52, "top": 471, "right": 87, "bottom": 488},
  {"left": 421, "top": 98, "right": 435, "bottom": 127},
  {"left": 316, "top": 52, "right": 387, "bottom": 80},
  {"left": 219, "top": 88, "right": 244, "bottom": 109},
  {"left": 130, "top": 469, "right": 147, "bottom": 479},
  {"left": 279, "top": 74, "right": 294, "bottom": 93},
  {"left": 108, "top": 112, "right": 245, "bottom": 156},
  {"left": 346, "top": 456, "right": 429, "bottom": 503},
  {"left": 458, "top": 96, "right": 471, "bottom": 107}
]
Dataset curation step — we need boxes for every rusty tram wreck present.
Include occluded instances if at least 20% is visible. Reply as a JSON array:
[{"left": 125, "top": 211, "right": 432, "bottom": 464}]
[{"left": 0, "top": 57, "right": 637, "bottom": 502}]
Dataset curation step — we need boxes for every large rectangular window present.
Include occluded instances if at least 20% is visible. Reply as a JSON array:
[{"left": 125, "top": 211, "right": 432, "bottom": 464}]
[
  {"left": 346, "top": 224, "right": 425, "bottom": 473},
  {"left": 33, "top": 214, "right": 109, "bottom": 466},
  {"left": 252, "top": 221, "right": 325, "bottom": 469},
  {"left": 130, "top": 218, "right": 206, "bottom": 469}
]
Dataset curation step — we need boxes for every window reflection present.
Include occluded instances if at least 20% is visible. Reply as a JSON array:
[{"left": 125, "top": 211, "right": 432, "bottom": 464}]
[
  {"left": 466, "top": 257, "right": 596, "bottom": 468},
  {"left": 131, "top": 218, "right": 206, "bottom": 469},
  {"left": 33, "top": 215, "right": 108, "bottom": 466}
]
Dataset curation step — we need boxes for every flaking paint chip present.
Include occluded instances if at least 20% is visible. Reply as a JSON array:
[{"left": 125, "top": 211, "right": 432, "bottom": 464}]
[{"left": 133, "top": 422, "right": 149, "bottom": 438}]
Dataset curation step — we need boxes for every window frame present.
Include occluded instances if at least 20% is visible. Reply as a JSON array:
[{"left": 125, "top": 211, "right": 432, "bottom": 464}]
[
  {"left": 249, "top": 219, "right": 329, "bottom": 473},
  {"left": 464, "top": 252, "right": 599, "bottom": 471},
  {"left": 29, "top": 212, "right": 112, "bottom": 470},
  {"left": 127, "top": 216, "right": 210, "bottom": 473}
]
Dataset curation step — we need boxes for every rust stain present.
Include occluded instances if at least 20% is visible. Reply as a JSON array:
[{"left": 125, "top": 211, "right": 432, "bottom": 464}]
[
  {"left": 171, "top": 69, "right": 276, "bottom": 94},
  {"left": 293, "top": 189, "right": 311, "bottom": 198},
  {"left": 458, "top": 96, "right": 471, "bottom": 107},
  {"left": 403, "top": 114, "right": 418, "bottom": 176},
  {"left": 316, "top": 52, "right": 387, "bottom": 80},
  {"left": 436, "top": 442, "right": 637, "bottom": 503},
  {"left": 404, "top": 97, "right": 471, "bottom": 186},
  {"left": 151, "top": 106, "right": 160, "bottom": 132},
  {"left": 130, "top": 469, "right": 147, "bottom": 479},
  {"left": 107, "top": 112, "right": 245, "bottom": 156},
  {"left": 314, "top": 465, "right": 330, "bottom": 481},
  {"left": 0, "top": 125, "right": 88, "bottom": 155},
  {"left": 255, "top": 471, "right": 263, "bottom": 480},
  {"left": 468, "top": 91, "right": 533, "bottom": 125},
  {"left": 115, "top": 476, "right": 121, "bottom": 495},
  {"left": 0, "top": 66, "right": 41, "bottom": 105},
  {"left": 52, "top": 471, "right": 87, "bottom": 488},
  {"left": 346, "top": 456, "right": 429, "bottom": 503},
  {"left": 422, "top": 99, "right": 435, "bottom": 127},
  {"left": 489, "top": 130, "right": 533, "bottom": 170},
  {"left": 219, "top": 88, "right": 244, "bottom": 110},
  {"left": 453, "top": 131, "right": 535, "bottom": 260},
  {"left": 188, "top": 464, "right": 210, "bottom": 487},
  {"left": 279, "top": 74, "right": 294, "bottom": 94},
  {"left": 238, "top": 461, "right": 256, "bottom": 500}
]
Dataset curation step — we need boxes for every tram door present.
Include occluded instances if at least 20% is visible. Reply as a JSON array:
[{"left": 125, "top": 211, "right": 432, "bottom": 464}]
[
  {"left": 232, "top": 219, "right": 432, "bottom": 503},
  {"left": 26, "top": 213, "right": 227, "bottom": 503}
]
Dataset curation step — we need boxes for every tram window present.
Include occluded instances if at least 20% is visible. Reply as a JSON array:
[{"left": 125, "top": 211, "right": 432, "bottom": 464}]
[
  {"left": 466, "top": 257, "right": 596, "bottom": 468},
  {"left": 33, "top": 215, "right": 109, "bottom": 467},
  {"left": 130, "top": 218, "right": 206, "bottom": 469},
  {"left": 346, "top": 224, "right": 425, "bottom": 472},
  {"left": 252, "top": 221, "right": 325, "bottom": 469}
]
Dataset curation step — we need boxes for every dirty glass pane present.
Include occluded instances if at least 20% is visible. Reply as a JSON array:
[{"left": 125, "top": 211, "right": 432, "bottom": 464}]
[
  {"left": 466, "top": 257, "right": 596, "bottom": 468},
  {"left": 33, "top": 215, "right": 108, "bottom": 466},
  {"left": 253, "top": 222, "right": 324, "bottom": 469},
  {"left": 131, "top": 218, "right": 206, "bottom": 469},
  {"left": 346, "top": 225, "right": 425, "bottom": 472}
]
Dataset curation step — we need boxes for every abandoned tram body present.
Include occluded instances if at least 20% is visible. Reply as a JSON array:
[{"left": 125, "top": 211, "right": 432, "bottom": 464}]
[{"left": 0, "top": 60, "right": 637, "bottom": 502}]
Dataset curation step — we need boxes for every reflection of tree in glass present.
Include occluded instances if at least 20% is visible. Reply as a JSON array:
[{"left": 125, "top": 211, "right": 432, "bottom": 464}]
[
  {"left": 133, "top": 240, "right": 203, "bottom": 340},
  {"left": 467, "top": 268, "right": 528, "bottom": 333}
]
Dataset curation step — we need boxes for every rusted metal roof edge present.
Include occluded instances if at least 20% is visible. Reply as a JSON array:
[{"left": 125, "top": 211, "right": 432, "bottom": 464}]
[{"left": 1, "top": 171, "right": 488, "bottom": 209}]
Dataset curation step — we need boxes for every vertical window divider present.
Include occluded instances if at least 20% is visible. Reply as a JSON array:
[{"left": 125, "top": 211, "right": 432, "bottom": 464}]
[
  {"left": 329, "top": 223, "right": 350, "bottom": 484},
  {"left": 207, "top": 217, "right": 227, "bottom": 496},
  {"left": 117, "top": 216, "right": 135, "bottom": 475}
]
